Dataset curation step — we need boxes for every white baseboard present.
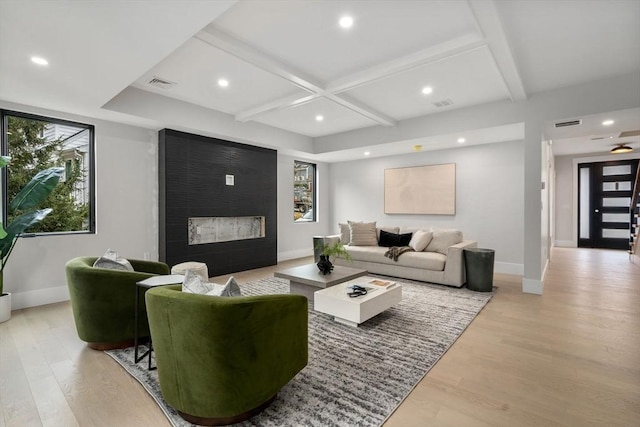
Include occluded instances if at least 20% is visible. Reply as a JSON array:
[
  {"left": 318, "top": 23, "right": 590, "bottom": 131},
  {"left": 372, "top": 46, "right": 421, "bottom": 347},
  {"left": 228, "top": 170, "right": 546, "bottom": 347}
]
[
  {"left": 11, "top": 286, "right": 70, "bottom": 310},
  {"left": 554, "top": 240, "right": 576, "bottom": 248},
  {"left": 522, "top": 278, "right": 543, "bottom": 295},
  {"left": 278, "top": 249, "right": 313, "bottom": 262},
  {"left": 494, "top": 262, "right": 523, "bottom": 275}
]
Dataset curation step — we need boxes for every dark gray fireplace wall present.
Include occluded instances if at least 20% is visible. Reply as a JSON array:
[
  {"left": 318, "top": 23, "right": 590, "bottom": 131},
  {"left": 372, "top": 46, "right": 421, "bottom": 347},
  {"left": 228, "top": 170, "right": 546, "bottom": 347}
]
[{"left": 159, "top": 129, "right": 277, "bottom": 276}]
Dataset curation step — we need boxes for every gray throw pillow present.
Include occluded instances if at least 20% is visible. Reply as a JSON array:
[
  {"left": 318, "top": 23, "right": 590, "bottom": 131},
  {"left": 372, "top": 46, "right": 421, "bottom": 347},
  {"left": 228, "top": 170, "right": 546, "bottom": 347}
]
[
  {"left": 182, "top": 270, "right": 242, "bottom": 297},
  {"left": 93, "top": 249, "right": 134, "bottom": 271},
  {"left": 348, "top": 221, "right": 378, "bottom": 246}
]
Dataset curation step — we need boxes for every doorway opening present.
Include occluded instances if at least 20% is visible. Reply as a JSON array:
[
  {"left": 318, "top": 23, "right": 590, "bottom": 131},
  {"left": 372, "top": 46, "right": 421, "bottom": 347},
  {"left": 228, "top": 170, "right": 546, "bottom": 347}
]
[{"left": 577, "top": 159, "right": 638, "bottom": 250}]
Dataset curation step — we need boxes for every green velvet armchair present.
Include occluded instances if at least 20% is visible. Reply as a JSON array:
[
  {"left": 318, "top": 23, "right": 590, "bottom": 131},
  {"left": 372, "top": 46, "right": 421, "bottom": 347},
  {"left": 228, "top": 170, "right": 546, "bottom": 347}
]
[
  {"left": 145, "top": 285, "right": 308, "bottom": 426},
  {"left": 65, "top": 256, "right": 170, "bottom": 350}
]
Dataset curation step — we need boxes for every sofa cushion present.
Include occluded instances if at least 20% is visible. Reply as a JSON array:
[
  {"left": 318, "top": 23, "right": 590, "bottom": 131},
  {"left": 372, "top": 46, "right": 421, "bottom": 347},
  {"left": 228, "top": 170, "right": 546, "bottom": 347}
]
[
  {"left": 345, "top": 245, "right": 446, "bottom": 271},
  {"left": 377, "top": 226, "right": 400, "bottom": 240},
  {"left": 409, "top": 230, "right": 433, "bottom": 252},
  {"left": 348, "top": 221, "right": 378, "bottom": 246},
  {"left": 425, "top": 229, "right": 463, "bottom": 254},
  {"left": 378, "top": 230, "right": 413, "bottom": 247}
]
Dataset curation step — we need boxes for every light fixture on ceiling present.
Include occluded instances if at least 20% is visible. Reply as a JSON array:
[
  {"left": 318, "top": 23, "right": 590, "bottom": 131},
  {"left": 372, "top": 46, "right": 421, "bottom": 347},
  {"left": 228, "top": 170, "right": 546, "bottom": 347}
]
[
  {"left": 610, "top": 144, "right": 633, "bottom": 154},
  {"left": 457, "top": 137, "right": 466, "bottom": 144},
  {"left": 31, "top": 56, "right": 48, "bottom": 66},
  {"left": 413, "top": 144, "right": 422, "bottom": 152},
  {"left": 602, "top": 119, "right": 614, "bottom": 126},
  {"left": 421, "top": 86, "right": 433, "bottom": 95},
  {"left": 339, "top": 16, "right": 354, "bottom": 29},
  {"left": 364, "top": 151, "right": 370, "bottom": 156},
  {"left": 315, "top": 115, "right": 324, "bottom": 122},
  {"left": 217, "top": 78, "right": 229, "bottom": 88}
]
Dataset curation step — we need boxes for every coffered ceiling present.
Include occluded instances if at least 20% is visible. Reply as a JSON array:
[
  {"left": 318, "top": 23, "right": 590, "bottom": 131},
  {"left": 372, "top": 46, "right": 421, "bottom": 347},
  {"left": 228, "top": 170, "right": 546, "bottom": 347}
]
[{"left": 0, "top": 0, "right": 639, "bottom": 160}]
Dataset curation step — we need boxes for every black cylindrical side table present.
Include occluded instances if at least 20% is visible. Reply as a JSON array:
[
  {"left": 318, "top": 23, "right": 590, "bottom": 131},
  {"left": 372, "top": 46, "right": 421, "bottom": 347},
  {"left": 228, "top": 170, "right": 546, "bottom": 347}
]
[{"left": 464, "top": 248, "right": 495, "bottom": 292}]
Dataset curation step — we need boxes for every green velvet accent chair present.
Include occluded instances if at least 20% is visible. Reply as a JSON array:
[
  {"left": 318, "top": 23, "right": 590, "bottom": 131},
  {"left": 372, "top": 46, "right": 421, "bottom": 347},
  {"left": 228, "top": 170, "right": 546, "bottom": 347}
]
[
  {"left": 65, "top": 256, "right": 170, "bottom": 350},
  {"left": 145, "top": 285, "right": 308, "bottom": 426}
]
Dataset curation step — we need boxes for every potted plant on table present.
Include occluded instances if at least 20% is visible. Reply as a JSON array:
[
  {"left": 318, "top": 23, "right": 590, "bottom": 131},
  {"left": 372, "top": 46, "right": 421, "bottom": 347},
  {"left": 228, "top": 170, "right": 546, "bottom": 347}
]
[
  {"left": 316, "top": 241, "right": 352, "bottom": 275},
  {"left": 0, "top": 156, "right": 63, "bottom": 322}
]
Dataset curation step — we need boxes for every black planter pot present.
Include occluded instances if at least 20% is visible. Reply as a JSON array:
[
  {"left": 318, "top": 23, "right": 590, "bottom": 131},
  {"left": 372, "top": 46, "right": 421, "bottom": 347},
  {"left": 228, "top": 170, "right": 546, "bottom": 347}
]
[{"left": 317, "top": 255, "right": 334, "bottom": 275}]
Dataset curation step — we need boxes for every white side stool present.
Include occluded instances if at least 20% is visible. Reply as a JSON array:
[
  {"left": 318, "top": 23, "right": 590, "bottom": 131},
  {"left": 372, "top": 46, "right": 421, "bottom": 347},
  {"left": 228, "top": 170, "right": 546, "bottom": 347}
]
[{"left": 171, "top": 262, "right": 209, "bottom": 281}]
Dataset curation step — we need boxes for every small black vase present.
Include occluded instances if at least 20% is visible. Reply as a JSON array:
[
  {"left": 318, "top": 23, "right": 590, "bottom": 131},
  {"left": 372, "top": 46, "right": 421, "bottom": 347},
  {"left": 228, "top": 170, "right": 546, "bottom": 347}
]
[{"left": 317, "top": 255, "right": 334, "bottom": 275}]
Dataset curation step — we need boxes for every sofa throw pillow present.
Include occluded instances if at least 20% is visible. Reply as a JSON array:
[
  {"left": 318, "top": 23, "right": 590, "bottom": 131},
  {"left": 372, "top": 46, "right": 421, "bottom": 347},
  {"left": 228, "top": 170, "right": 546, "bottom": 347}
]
[
  {"left": 378, "top": 230, "right": 413, "bottom": 247},
  {"left": 182, "top": 270, "right": 242, "bottom": 297},
  {"left": 93, "top": 249, "right": 134, "bottom": 271},
  {"left": 425, "top": 230, "right": 463, "bottom": 254},
  {"left": 409, "top": 230, "right": 433, "bottom": 252},
  {"left": 348, "top": 221, "right": 378, "bottom": 246},
  {"left": 376, "top": 226, "right": 400, "bottom": 240},
  {"left": 339, "top": 223, "right": 351, "bottom": 245}
]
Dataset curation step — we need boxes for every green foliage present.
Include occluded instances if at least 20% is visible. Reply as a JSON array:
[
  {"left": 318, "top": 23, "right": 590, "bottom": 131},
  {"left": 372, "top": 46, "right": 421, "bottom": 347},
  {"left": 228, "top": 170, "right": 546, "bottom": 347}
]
[
  {"left": 318, "top": 241, "right": 352, "bottom": 262},
  {"left": 5, "top": 116, "right": 88, "bottom": 233}
]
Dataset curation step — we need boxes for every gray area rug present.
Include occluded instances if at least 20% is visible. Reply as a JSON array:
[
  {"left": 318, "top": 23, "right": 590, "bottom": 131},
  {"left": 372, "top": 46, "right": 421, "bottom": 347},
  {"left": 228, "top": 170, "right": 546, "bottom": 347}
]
[{"left": 107, "top": 276, "right": 494, "bottom": 426}]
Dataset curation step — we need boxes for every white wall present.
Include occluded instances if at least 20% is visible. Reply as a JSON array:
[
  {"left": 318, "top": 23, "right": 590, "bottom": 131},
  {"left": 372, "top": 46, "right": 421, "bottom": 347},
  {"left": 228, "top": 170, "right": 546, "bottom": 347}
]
[
  {"left": 328, "top": 140, "right": 525, "bottom": 275},
  {"left": 277, "top": 154, "right": 330, "bottom": 261},
  {"left": 1, "top": 101, "right": 159, "bottom": 310}
]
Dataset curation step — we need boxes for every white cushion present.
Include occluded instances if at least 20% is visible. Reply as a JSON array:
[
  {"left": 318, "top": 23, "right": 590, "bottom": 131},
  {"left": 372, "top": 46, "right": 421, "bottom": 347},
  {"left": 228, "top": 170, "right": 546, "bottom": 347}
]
[
  {"left": 409, "top": 230, "right": 433, "bottom": 252},
  {"left": 425, "top": 230, "right": 463, "bottom": 254},
  {"left": 93, "top": 249, "right": 133, "bottom": 271},
  {"left": 181, "top": 270, "right": 242, "bottom": 297},
  {"left": 348, "top": 221, "right": 378, "bottom": 246}
]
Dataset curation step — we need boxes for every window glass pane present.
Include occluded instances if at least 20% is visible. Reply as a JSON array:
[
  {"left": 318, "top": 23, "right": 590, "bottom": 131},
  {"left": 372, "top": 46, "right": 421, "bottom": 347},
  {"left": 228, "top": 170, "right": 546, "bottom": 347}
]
[
  {"left": 579, "top": 167, "right": 590, "bottom": 239},
  {"left": 602, "top": 213, "right": 630, "bottom": 223},
  {"left": 294, "top": 161, "right": 316, "bottom": 222},
  {"left": 602, "top": 165, "right": 631, "bottom": 176},
  {"left": 3, "top": 111, "right": 94, "bottom": 234},
  {"left": 602, "top": 229, "right": 630, "bottom": 239},
  {"left": 603, "top": 181, "right": 631, "bottom": 191},
  {"left": 602, "top": 197, "right": 630, "bottom": 207}
]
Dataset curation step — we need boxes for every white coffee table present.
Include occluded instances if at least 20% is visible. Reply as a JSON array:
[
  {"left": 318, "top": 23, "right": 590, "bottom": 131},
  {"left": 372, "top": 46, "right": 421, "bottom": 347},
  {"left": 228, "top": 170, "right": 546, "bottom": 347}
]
[
  {"left": 314, "top": 276, "right": 402, "bottom": 327},
  {"left": 274, "top": 264, "right": 367, "bottom": 303}
]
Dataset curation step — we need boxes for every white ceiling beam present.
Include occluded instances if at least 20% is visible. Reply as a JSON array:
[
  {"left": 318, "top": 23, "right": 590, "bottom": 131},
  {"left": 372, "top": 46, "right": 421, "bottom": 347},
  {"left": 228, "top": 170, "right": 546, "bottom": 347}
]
[
  {"left": 328, "top": 34, "right": 486, "bottom": 94},
  {"left": 195, "top": 27, "right": 324, "bottom": 94},
  {"left": 235, "top": 93, "right": 318, "bottom": 122},
  {"left": 468, "top": 0, "right": 528, "bottom": 101},
  {"left": 199, "top": 26, "right": 398, "bottom": 126},
  {"left": 326, "top": 93, "right": 397, "bottom": 127}
]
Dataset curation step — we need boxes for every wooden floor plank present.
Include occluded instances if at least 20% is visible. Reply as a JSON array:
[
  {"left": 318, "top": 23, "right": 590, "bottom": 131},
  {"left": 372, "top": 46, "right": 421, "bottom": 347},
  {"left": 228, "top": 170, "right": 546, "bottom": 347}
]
[{"left": 0, "top": 247, "right": 638, "bottom": 426}]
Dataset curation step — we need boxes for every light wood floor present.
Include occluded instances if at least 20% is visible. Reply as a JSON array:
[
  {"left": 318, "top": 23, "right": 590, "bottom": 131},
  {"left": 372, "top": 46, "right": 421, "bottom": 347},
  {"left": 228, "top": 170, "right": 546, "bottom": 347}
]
[{"left": 1, "top": 248, "right": 638, "bottom": 426}]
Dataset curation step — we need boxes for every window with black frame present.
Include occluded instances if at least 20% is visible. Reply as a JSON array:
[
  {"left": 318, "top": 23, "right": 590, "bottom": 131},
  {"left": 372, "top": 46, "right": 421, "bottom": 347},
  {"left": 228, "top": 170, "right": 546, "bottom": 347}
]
[
  {"left": 1, "top": 110, "right": 95, "bottom": 235},
  {"left": 294, "top": 161, "right": 316, "bottom": 222}
]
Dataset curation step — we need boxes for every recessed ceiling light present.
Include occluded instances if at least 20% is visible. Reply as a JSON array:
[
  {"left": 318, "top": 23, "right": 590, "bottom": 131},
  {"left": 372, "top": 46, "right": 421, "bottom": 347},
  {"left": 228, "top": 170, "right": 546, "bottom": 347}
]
[
  {"left": 364, "top": 151, "right": 370, "bottom": 156},
  {"left": 315, "top": 115, "right": 324, "bottom": 122},
  {"left": 217, "top": 78, "right": 229, "bottom": 88},
  {"left": 339, "top": 16, "right": 354, "bottom": 29},
  {"left": 602, "top": 119, "right": 614, "bottom": 126},
  {"left": 457, "top": 137, "right": 466, "bottom": 143},
  {"left": 413, "top": 145, "right": 422, "bottom": 152},
  {"left": 421, "top": 86, "right": 433, "bottom": 95},
  {"left": 31, "top": 56, "right": 48, "bottom": 66}
]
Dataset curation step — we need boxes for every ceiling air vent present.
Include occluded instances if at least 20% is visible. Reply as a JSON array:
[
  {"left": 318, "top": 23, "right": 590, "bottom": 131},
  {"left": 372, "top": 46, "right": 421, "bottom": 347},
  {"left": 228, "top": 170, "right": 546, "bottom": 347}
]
[
  {"left": 619, "top": 130, "right": 640, "bottom": 138},
  {"left": 148, "top": 76, "right": 176, "bottom": 90},
  {"left": 554, "top": 119, "right": 581, "bottom": 128},
  {"left": 432, "top": 99, "right": 454, "bottom": 108}
]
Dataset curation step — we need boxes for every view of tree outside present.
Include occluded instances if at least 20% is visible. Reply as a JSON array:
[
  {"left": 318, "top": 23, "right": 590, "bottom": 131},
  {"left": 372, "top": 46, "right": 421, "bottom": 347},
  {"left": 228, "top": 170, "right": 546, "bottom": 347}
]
[
  {"left": 3, "top": 112, "right": 93, "bottom": 233},
  {"left": 294, "top": 161, "right": 316, "bottom": 222}
]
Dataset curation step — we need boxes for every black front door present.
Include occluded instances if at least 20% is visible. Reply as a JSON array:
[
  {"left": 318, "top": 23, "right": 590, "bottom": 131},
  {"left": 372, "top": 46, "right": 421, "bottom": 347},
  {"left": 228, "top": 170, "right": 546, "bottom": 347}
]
[{"left": 578, "top": 159, "right": 638, "bottom": 250}]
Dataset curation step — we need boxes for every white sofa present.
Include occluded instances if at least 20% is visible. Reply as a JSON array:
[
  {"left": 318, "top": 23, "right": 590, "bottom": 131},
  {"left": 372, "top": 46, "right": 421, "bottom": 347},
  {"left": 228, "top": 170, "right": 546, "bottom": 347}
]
[{"left": 317, "top": 223, "right": 477, "bottom": 287}]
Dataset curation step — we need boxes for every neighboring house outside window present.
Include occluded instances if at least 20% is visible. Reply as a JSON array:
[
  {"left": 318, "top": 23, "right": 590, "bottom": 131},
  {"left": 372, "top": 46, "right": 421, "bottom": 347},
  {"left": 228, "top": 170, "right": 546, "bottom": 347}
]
[
  {"left": 294, "top": 161, "right": 316, "bottom": 222},
  {"left": 1, "top": 110, "right": 95, "bottom": 235}
]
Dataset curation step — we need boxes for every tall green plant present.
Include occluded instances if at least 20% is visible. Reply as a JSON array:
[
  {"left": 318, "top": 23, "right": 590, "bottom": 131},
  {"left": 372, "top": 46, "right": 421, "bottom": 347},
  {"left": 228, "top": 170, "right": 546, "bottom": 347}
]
[{"left": 0, "top": 156, "right": 63, "bottom": 295}]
